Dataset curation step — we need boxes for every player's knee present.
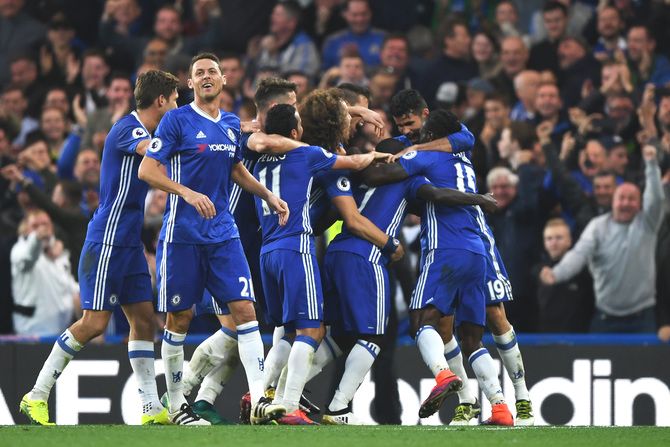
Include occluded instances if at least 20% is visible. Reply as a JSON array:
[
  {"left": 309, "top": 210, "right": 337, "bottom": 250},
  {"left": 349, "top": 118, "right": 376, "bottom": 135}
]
[
  {"left": 297, "top": 325, "right": 325, "bottom": 343},
  {"left": 228, "top": 300, "right": 257, "bottom": 325},
  {"left": 166, "top": 310, "right": 192, "bottom": 333},
  {"left": 486, "top": 305, "right": 511, "bottom": 335},
  {"left": 78, "top": 312, "right": 109, "bottom": 339},
  {"left": 415, "top": 307, "right": 441, "bottom": 331},
  {"left": 130, "top": 315, "right": 155, "bottom": 339}
]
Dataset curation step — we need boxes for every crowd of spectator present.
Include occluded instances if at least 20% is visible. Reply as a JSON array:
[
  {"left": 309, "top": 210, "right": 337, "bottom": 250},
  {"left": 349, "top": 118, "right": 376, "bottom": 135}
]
[{"left": 1, "top": 0, "right": 669, "bottom": 341}]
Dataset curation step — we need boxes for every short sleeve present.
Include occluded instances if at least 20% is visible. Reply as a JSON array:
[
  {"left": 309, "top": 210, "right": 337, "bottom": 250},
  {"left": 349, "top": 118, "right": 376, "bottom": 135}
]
[
  {"left": 406, "top": 175, "right": 431, "bottom": 200},
  {"left": 304, "top": 146, "right": 337, "bottom": 174},
  {"left": 315, "top": 169, "right": 353, "bottom": 199},
  {"left": 145, "top": 110, "right": 181, "bottom": 164},
  {"left": 446, "top": 123, "right": 475, "bottom": 153},
  {"left": 398, "top": 151, "right": 432, "bottom": 176},
  {"left": 117, "top": 121, "right": 150, "bottom": 155}
]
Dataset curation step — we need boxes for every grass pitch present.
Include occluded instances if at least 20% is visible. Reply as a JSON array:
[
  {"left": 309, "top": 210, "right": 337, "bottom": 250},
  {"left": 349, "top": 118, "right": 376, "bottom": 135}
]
[{"left": 1, "top": 426, "right": 669, "bottom": 447}]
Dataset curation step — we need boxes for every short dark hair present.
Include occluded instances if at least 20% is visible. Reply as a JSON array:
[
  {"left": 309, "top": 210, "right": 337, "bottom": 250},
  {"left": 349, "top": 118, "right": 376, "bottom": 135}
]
[
  {"left": 389, "top": 89, "right": 427, "bottom": 118},
  {"left": 421, "top": 109, "right": 461, "bottom": 142},
  {"left": 439, "top": 16, "right": 469, "bottom": 44},
  {"left": 338, "top": 83, "right": 371, "bottom": 104},
  {"left": 81, "top": 48, "right": 108, "bottom": 64},
  {"left": 109, "top": 72, "right": 132, "bottom": 85},
  {"left": 135, "top": 70, "right": 180, "bottom": 109},
  {"left": 594, "top": 170, "right": 617, "bottom": 180},
  {"left": 382, "top": 33, "right": 409, "bottom": 50},
  {"left": 254, "top": 77, "right": 297, "bottom": 112},
  {"left": 264, "top": 104, "right": 298, "bottom": 138},
  {"left": 657, "top": 87, "right": 670, "bottom": 100},
  {"left": 188, "top": 52, "right": 220, "bottom": 78},
  {"left": 375, "top": 137, "right": 406, "bottom": 155},
  {"left": 23, "top": 130, "right": 47, "bottom": 148},
  {"left": 9, "top": 53, "right": 36, "bottom": 66},
  {"left": 485, "top": 92, "right": 509, "bottom": 107},
  {"left": 328, "top": 87, "right": 358, "bottom": 106},
  {"left": 543, "top": 0, "right": 568, "bottom": 16},
  {"left": 58, "top": 180, "right": 83, "bottom": 206},
  {"left": 508, "top": 121, "right": 537, "bottom": 150}
]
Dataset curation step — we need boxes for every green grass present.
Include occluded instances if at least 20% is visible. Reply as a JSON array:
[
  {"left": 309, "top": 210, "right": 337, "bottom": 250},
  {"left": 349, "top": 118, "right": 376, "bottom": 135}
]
[{"left": 1, "top": 426, "right": 670, "bottom": 447}]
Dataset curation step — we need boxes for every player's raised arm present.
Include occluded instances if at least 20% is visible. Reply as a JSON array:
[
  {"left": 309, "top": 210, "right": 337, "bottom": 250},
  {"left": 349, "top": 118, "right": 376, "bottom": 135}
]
[
  {"left": 246, "top": 132, "right": 305, "bottom": 154},
  {"left": 138, "top": 155, "right": 216, "bottom": 219},
  {"left": 231, "top": 162, "right": 289, "bottom": 226}
]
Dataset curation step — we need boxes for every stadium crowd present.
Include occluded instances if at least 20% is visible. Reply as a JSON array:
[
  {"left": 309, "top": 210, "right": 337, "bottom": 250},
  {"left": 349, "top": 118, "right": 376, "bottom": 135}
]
[{"left": 1, "top": 0, "right": 670, "bottom": 342}]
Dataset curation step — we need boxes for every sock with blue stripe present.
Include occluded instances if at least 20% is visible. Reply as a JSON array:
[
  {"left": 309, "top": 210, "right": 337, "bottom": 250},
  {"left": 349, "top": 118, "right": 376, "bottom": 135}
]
[
  {"left": 30, "top": 329, "right": 83, "bottom": 401},
  {"left": 283, "top": 335, "right": 319, "bottom": 413},
  {"left": 263, "top": 330, "right": 292, "bottom": 390},
  {"left": 128, "top": 340, "right": 161, "bottom": 415},
  {"left": 236, "top": 321, "right": 265, "bottom": 403},
  {"left": 328, "top": 339, "right": 380, "bottom": 412},
  {"left": 493, "top": 327, "right": 529, "bottom": 401},
  {"left": 468, "top": 348, "right": 505, "bottom": 405},
  {"left": 184, "top": 326, "right": 237, "bottom": 397},
  {"left": 161, "top": 328, "right": 188, "bottom": 412},
  {"left": 444, "top": 337, "right": 476, "bottom": 405},
  {"left": 416, "top": 325, "right": 449, "bottom": 377},
  {"left": 196, "top": 349, "right": 240, "bottom": 405}
]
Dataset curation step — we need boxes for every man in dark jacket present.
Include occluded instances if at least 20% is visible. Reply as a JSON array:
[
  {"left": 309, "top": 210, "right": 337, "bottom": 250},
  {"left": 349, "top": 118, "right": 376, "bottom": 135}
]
[{"left": 533, "top": 218, "right": 594, "bottom": 332}]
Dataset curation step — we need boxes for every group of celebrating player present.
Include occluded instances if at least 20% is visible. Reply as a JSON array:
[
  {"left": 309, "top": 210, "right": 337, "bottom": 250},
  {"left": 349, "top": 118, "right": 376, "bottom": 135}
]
[{"left": 19, "top": 52, "right": 534, "bottom": 427}]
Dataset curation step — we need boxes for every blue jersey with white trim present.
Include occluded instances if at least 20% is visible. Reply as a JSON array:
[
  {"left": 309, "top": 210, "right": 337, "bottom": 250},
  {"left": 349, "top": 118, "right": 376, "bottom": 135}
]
[
  {"left": 328, "top": 176, "right": 430, "bottom": 264},
  {"left": 229, "top": 133, "right": 260, "bottom": 237},
  {"left": 253, "top": 145, "right": 337, "bottom": 254},
  {"left": 146, "top": 103, "right": 242, "bottom": 244},
  {"left": 85, "top": 112, "right": 150, "bottom": 247},
  {"left": 398, "top": 150, "right": 486, "bottom": 256},
  {"left": 309, "top": 169, "right": 354, "bottom": 223}
]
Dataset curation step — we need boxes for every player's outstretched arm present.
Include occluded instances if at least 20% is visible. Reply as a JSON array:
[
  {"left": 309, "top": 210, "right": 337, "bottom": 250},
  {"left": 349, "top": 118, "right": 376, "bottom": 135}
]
[
  {"left": 331, "top": 195, "right": 405, "bottom": 262},
  {"left": 391, "top": 124, "right": 475, "bottom": 162},
  {"left": 231, "top": 162, "right": 289, "bottom": 225},
  {"left": 333, "top": 151, "right": 392, "bottom": 171},
  {"left": 360, "top": 161, "right": 409, "bottom": 187},
  {"left": 416, "top": 185, "right": 498, "bottom": 213},
  {"left": 246, "top": 132, "right": 305, "bottom": 154},
  {"left": 138, "top": 156, "right": 216, "bottom": 219}
]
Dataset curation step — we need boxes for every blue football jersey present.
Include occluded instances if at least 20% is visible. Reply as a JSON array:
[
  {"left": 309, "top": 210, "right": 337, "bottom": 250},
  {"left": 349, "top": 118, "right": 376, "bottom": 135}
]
[
  {"left": 328, "top": 175, "right": 430, "bottom": 263},
  {"left": 398, "top": 150, "right": 485, "bottom": 255},
  {"left": 309, "top": 169, "right": 354, "bottom": 224},
  {"left": 85, "top": 112, "right": 151, "bottom": 247},
  {"left": 253, "top": 145, "right": 337, "bottom": 254},
  {"left": 146, "top": 103, "right": 242, "bottom": 244},
  {"left": 229, "top": 132, "right": 261, "bottom": 240}
]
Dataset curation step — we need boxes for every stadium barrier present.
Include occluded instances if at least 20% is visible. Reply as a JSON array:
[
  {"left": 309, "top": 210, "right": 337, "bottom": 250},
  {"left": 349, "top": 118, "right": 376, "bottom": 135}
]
[{"left": 1, "top": 335, "right": 668, "bottom": 426}]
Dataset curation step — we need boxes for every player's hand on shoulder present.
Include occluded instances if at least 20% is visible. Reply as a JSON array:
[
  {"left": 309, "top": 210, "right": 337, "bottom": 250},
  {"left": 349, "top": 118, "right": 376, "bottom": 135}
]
[
  {"left": 371, "top": 151, "right": 393, "bottom": 164},
  {"left": 391, "top": 146, "right": 414, "bottom": 163},
  {"left": 390, "top": 242, "right": 405, "bottom": 263},
  {"left": 183, "top": 189, "right": 216, "bottom": 219},
  {"left": 478, "top": 193, "right": 498, "bottom": 214}
]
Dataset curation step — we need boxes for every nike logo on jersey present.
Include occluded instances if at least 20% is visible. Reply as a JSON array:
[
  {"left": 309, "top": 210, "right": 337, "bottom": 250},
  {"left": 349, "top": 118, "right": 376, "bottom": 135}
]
[{"left": 196, "top": 130, "right": 207, "bottom": 139}]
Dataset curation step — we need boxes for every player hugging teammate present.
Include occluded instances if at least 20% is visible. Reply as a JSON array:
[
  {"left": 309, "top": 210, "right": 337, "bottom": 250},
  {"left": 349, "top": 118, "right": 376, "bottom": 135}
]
[{"left": 20, "top": 53, "right": 533, "bottom": 427}]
